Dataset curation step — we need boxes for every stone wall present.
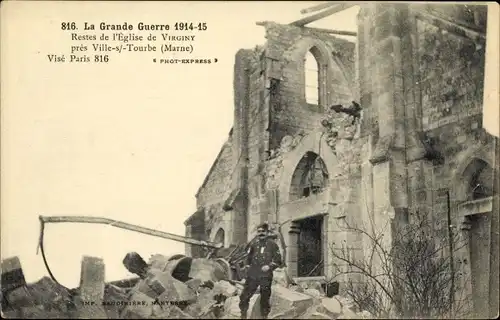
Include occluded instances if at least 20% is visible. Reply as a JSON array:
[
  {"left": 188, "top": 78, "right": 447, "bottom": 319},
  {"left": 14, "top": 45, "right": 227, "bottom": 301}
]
[
  {"left": 230, "top": 23, "right": 360, "bottom": 240},
  {"left": 188, "top": 134, "right": 236, "bottom": 252},
  {"left": 357, "top": 2, "right": 488, "bottom": 231},
  {"left": 410, "top": 7, "right": 491, "bottom": 291},
  {"left": 416, "top": 17, "right": 485, "bottom": 131},
  {"left": 356, "top": 3, "right": 494, "bottom": 316},
  {"left": 232, "top": 47, "right": 268, "bottom": 238},
  {"left": 264, "top": 22, "right": 356, "bottom": 148}
]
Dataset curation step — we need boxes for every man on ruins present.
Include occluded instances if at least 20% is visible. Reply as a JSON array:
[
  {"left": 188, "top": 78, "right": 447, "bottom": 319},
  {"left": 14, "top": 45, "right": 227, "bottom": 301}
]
[{"left": 239, "top": 223, "right": 282, "bottom": 319}]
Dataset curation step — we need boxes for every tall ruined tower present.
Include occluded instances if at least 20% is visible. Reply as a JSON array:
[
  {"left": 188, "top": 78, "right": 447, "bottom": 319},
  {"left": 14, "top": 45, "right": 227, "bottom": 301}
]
[{"left": 357, "top": 3, "right": 496, "bottom": 317}]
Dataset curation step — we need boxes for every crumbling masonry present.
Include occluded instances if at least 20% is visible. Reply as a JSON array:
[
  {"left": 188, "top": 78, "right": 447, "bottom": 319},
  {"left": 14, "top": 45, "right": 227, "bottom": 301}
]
[{"left": 185, "top": 3, "right": 497, "bottom": 317}]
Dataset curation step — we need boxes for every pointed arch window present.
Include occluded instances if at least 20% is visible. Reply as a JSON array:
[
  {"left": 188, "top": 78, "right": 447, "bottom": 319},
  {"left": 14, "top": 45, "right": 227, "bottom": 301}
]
[
  {"left": 289, "top": 152, "right": 329, "bottom": 201},
  {"left": 300, "top": 154, "right": 329, "bottom": 197},
  {"left": 214, "top": 228, "right": 225, "bottom": 247},
  {"left": 305, "top": 50, "right": 320, "bottom": 105}
]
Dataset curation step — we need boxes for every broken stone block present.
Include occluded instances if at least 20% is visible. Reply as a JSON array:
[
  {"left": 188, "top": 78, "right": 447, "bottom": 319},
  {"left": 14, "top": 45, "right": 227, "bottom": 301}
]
[
  {"left": 20, "top": 306, "right": 45, "bottom": 318},
  {"left": 309, "top": 282, "right": 326, "bottom": 295},
  {"left": 304, "top": 288, "right": 322, "bottom": 299},
  {"left": 250, "top": 285, "right": 313, "bottom": 319},
  {"left": 147, "top": 269, "right": 196, "bottom": 303},
  {"left": 245, "top": 293, "right": 260, "bottom": 318},
  {"left": 289, "top": 284, "right": 304, "bottom": 293},
  {"left": 183, "top": 302, "right": 203, "bottom": 318},
  {"left": 221, "top": 296, "right": 240, "bottom": 319},
  {"left": 319, "top": 297, "right": 342, "bottom": 317},
  {"left": 357, "top": 310, "right": 374, "bottom": 319},
  {"left": 102, "top": 284, "right": 130, "bottom": 318},
  {"left": 148, "top": 254, "right": 185, "bottom": 271},
  {"left": 20, "top": 305, "right": 68, "bottom": 319},
  {"left": 123, "top": 252, "right": 149, "bottom": 278},
  {"left": 120, "top": 290, "right": 155, "bottom": 318},
  {"left": 310, "top": 311, "right": 333, "bottom": 319},
  {"left": 184, "top": 287, "right": 217, "bottom": 318},
  {"left": 148, "top": 254, "right": 170, "bottom": 270},
  {"left": 73, "top": 256, "right": 107, "bottom": 319},
  {"left": 272, "top": 268, "right": 288, "bottom": 287},
  {"left": 189, "top": 258, "right": 227, "bottom": 283},
  {"left": 132, "top": 278, "right": 158, "bottom": 299},
  {"left": 299, "top": 304, "right": 323, "bottom": 319},
  {"left": 184, "top": 299, "right": 218, "bottom": 319},
  {"left": 337, "top": 307, "right": 359, "bottom": 319},
  {"left": 212, "top": 280, "right": 238, "bottom": 298},
  {"left": 109, "top": 276, "right": 141, "bottom": 289},
  {"left": 6, "top": 277, "right": 71, "bottom": 309},
  {"left": 34, "top": 277, "right": 72, "bottom": 303},
  {"left": 1, "top": 309, "right": 21, "bottom": 318},
  {"left": 152, "top": 304, "right": 194, "bottom": 319},
  {"left": 185, "top": 278, "right": 202, "bottom": 291},
  {"left": 1, "top": 257, "right": 26, "bottom": 294},
  {"left": 79, "top": 256, "right": 105, "bottom": 303},
  {"left": 150, "top": 303, "right": 164, "bottom": 317},
  {"left": 319, "top": 297, "right": 342, "bottom": 318},
  {"left": 200, "top": 280, "right": 215, "bottom": 290},
  {"left": 72, "top": 294, "right": 108, "bottom": 319},
  {"left": 5, "top": 286, "right": 32, "bottom": 308},
  {"left": 198, "top": 286, "right": 213, "bottom": 296},
  {"left": 269, "top": 309, "right": 302, "bottom": 319},
  {"left": 298, "top": 281, "right": 309, "bottom": 291},
  {"left": 74, "top": 306, "right": 108, "bottom": 319}
]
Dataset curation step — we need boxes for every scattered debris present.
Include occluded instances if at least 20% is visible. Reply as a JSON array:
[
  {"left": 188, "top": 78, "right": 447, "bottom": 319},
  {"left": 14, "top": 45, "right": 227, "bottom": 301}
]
[{"left": 1, "top": 253, "right": 374, "bottom": 319}]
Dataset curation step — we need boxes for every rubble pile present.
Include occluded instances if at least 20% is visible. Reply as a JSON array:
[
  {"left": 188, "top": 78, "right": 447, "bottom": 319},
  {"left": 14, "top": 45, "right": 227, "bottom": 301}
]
[{"left": 1, "top": 255, "right": 375, "bottom": 319}]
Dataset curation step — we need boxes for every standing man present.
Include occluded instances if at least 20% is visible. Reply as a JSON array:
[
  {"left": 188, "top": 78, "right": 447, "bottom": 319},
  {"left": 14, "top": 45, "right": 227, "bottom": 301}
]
[{"left": 239, "top": 223, "right": 282, "bottom": 319}]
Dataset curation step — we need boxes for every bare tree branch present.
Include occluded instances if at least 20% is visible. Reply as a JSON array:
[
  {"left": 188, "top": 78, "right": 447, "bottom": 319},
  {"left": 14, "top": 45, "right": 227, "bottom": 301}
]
[{"left": 328, "top": 208, "right": 470, "bottom": 319}]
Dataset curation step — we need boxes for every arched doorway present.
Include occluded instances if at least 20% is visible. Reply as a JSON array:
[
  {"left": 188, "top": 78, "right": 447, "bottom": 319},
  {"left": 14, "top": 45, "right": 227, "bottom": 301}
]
[
  {"left": 288, "top": 151, "right": 329, "bottom": 277},
  {"left": 461, "top": 158, "right": 495, "bottom": 317}
]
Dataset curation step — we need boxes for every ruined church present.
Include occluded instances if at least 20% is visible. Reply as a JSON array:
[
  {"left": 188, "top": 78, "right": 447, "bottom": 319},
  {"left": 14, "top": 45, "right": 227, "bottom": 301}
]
[{"left": 185, "top": 3, "right": 497, "bottom": 317}]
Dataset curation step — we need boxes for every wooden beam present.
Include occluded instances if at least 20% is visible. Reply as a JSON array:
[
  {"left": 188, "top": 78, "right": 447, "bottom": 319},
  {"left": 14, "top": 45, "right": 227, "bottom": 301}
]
[
  {"left": 413, "top": 8, "right": 486, "bottom": 43},
  {"left": 289, "top": 3, "right": 357, "bottom": 27},
  {"left": 302, "top": 26, "right": 357, "bottom": 37},
  {"left": 39, "top": 215, "right": 224, "bottom": 249},
  {"left": 300, "top": 2, "right": 337, "bottom": 14},
  {"left": 256, "top": 21, "right": 357, "bottom": 37}
]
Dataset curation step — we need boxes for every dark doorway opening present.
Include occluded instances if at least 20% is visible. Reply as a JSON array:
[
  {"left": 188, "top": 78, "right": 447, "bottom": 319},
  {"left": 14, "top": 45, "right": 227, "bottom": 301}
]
[{"left": 297, "top": 215, "right": 324, "bottom": 277}]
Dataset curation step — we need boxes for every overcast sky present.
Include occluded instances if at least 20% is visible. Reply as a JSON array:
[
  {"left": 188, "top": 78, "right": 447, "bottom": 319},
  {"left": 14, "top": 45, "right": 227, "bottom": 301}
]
[{"left": 1, "top": 1, "right": 360, "bottom": 288}]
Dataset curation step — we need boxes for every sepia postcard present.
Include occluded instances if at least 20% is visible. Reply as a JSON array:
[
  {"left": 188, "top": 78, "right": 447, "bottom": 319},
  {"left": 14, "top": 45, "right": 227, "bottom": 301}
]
[{"left": 1, "top": 1, "right": 499, "bottom": 319}]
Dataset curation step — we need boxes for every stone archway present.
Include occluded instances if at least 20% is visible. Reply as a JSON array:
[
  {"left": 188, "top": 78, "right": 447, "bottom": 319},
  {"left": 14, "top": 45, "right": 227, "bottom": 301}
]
[
  {"left": 272, "top": 130, "right": 341, "bottom": 278},
  {"left": 277, "top": 130, "right": 340, "bottom": 204},
  {"left": 451, "top": 143, "right": 496, "bottom": 202},
  {"left": 450, "top": 142, "right": 497, "bottom": 318}
]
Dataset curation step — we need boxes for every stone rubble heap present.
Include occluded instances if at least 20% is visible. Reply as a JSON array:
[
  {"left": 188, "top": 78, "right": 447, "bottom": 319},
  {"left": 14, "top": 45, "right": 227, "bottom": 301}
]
[{"left": 1, "top": 255, "right": 374, "bottom": 319}]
